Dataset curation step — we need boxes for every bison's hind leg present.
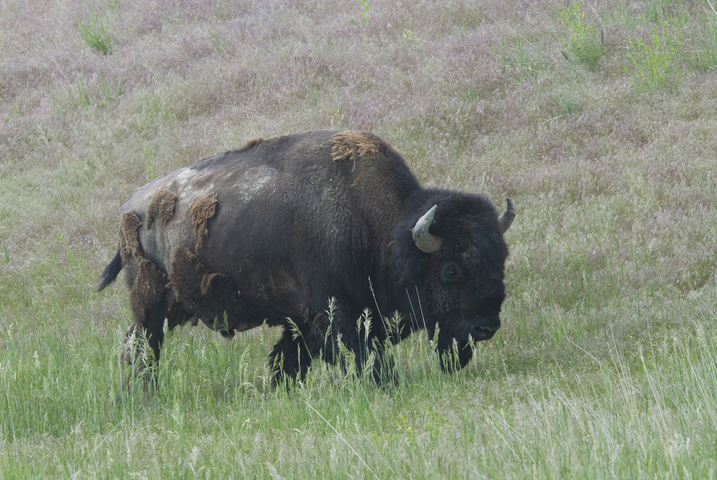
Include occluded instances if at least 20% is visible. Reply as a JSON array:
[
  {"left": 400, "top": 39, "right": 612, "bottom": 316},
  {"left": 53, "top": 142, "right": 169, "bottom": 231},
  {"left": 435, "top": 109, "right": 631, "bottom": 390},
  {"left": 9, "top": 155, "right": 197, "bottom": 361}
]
[{"left": 123, "top": 258, "right": 171, "bottom": 379}]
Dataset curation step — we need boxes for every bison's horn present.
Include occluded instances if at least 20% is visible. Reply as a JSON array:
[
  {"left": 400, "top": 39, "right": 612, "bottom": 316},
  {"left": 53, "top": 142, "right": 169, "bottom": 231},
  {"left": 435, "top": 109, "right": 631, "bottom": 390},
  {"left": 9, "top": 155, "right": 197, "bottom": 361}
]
[
  {"left": 412, "top": 205, "right": 443, "bottom": 253},
  {"left": 498, "top": 198, "right": 516, "bottom": 234}
]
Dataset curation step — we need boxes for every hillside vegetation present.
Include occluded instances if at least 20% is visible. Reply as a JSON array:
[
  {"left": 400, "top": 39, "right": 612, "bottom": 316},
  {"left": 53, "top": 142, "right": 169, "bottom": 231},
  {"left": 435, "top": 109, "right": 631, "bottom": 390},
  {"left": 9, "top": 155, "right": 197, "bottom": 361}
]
[{"left": 1, "top": 0, "right": 716, "bottom": 477}]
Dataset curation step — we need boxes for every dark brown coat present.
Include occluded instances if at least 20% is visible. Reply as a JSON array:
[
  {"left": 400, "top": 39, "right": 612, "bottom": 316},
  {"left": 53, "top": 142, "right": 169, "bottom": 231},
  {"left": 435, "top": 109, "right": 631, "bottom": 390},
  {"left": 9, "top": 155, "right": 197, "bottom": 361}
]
[{"left": 99, "top": 130, "right": 515, "bottom": 382}]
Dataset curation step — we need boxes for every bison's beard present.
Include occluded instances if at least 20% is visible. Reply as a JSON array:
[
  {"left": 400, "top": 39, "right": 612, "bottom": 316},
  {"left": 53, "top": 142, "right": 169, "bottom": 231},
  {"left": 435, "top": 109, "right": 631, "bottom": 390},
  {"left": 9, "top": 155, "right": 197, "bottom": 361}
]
[{"left": 435, "top": 311, "right": 500, "bottom": 372}]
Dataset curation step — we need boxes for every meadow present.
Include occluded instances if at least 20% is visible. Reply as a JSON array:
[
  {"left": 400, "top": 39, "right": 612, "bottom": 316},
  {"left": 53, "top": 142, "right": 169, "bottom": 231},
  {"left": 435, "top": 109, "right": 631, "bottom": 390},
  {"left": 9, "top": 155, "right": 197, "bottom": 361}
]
[{"left": 1, "top": 0, "right": 717, "bottom": 477}]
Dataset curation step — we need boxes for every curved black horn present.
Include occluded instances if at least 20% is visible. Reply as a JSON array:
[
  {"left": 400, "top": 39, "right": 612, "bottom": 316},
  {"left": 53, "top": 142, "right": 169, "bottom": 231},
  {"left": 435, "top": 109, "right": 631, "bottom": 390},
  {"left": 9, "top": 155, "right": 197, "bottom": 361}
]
[
  {"left": 498, "top": 198, "right": 516, "bottom": 234},
  {"left": 412, "top": 205, "right": 443, "bottom": 253}
]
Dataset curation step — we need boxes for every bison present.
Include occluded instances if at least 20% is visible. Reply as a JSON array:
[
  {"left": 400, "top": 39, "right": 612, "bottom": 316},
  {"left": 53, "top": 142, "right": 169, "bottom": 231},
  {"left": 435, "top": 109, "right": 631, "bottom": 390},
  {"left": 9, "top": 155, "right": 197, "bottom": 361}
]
[{"left": 99, "top": 130, "right": 515, "bottom": 383}]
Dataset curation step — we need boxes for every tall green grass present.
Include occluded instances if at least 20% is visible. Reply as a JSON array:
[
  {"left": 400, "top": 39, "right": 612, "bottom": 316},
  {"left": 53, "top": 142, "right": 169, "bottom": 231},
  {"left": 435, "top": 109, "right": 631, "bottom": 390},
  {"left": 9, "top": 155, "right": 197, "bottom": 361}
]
[{"left": 2, "top": 265, "right": 716, "bottom": 477}]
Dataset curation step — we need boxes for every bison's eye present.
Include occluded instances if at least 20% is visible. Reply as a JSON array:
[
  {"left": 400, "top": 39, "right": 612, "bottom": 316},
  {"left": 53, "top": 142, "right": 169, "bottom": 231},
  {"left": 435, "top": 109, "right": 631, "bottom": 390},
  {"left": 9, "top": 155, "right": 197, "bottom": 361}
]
[{"left": 441, "top": 262, "right": 464, "bottom": 284}]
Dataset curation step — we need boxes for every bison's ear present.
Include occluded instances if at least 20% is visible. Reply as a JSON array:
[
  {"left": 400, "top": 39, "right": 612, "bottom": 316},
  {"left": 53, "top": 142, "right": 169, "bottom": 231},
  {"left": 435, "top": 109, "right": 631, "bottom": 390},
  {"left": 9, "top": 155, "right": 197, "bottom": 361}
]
[
  {"left": 412, "top": 205, "right": 444, "bottom": 253},
  {"left": 498, "top": 198, "right": 516, "bottom": 234}
]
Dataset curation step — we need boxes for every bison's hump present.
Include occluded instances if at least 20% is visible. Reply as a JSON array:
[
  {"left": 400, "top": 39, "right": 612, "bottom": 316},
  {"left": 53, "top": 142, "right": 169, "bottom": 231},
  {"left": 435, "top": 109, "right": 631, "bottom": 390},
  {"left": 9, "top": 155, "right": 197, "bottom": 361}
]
[{"left": 331, "top": 131, "right": 382, "bottom": 163}]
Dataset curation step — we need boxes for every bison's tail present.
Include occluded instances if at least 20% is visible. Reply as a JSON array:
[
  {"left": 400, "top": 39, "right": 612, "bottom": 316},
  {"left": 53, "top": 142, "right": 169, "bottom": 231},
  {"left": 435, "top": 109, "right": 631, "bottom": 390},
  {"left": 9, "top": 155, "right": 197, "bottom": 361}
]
[{"left": 98, "top": 248, "right": 123, "bottom": 292}]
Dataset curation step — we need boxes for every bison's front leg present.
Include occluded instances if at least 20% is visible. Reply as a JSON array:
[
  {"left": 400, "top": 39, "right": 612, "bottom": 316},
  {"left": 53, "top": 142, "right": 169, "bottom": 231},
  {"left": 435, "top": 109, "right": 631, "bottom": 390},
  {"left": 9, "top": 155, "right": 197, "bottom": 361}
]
[
  {"left": 330, "top": 299, "right": 396, "bottom": 384},
  {"left": 436, "top": 327, "right": 473, "bottom": 372},
  {"left": 268, "top": 318, "right": 325, "bottom": 386},
  {"left": 347, "top": 329, "right": 396, "bottom": 384}
]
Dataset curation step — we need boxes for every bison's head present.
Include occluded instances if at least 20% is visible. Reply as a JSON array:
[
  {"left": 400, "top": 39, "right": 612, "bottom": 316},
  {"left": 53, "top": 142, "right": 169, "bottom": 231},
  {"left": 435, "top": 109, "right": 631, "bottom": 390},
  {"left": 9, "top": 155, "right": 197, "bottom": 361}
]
[{"left": 394, "top": 192, "right": 514, "bottom": 371}]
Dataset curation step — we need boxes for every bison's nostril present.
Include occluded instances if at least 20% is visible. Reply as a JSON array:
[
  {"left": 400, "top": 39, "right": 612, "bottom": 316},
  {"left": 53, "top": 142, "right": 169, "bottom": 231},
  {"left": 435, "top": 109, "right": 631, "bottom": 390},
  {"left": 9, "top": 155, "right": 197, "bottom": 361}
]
[
  {"left": 473, "top": 324, "right": 500, "bottom": 341},
  {"left": 476, "top": 330, "right": 494, "bottom": 340}
]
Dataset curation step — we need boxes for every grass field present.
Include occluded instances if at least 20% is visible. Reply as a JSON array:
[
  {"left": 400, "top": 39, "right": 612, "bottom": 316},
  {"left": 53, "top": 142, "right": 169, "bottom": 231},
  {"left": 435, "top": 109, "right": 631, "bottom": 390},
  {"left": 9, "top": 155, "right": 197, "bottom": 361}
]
[{"left": 2, "top": 0, "right": 717, "bottom": 477}]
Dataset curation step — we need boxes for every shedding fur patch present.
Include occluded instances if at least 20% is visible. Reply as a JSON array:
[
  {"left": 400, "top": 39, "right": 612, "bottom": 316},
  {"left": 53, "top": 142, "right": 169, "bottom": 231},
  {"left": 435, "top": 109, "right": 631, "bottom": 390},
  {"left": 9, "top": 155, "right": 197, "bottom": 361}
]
[
  {"left": 169, "top": 247, "right": 244, "bottom": 333},
  {"left": 245, "top": 137, "right": 264, "bottom": 149},
  {"left": 146, "top": 188, "right": 177, "bottom": 231},
  {"left": 331, "top": 131, "right": 381, "bottom": 163},
  {"left": 201, "top": 272, "right": 229, "bottom": 295},
  {"left": 168, "top": 247, "right": 209, "bottom": 301},
  {"left": 190, "top": 192, "right": 218, "bottom": 253},
  {"left": 118, "top": 211, "right": 143, "bottom": 263},
  {"left": 236, "top": 137, "right": 264, "bottom": 152},
  {"left": 312, "top": 312, "right": 330, "bottom": 338}
]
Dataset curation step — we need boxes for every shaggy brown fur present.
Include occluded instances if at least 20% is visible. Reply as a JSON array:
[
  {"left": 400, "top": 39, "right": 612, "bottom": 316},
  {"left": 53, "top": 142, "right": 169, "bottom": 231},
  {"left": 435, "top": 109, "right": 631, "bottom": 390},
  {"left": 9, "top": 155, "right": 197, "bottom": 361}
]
[
  {"left": 130, "top": 258, "right": 168, "bottom": 328},
  {"left": 146, "top": 188, "right": 177, "bottom": 230},
  {"left": 201, "top": 272, "right": 230, "bottom": 295},
  {"left": 118, "top": 211, "right": 143, "bottom": 263},
  {"left": 242, "top": 137, "right": 264, "bottom": 150},
  {"left": 312, "top": 312, "right": 330, "bottom": 338},
  {"left": 169, "top": 246, "right": 245, "bottom": 333},
  {"left": 190, "top": 192, "right": 218, "bottom": 253},
  {"left": 331, "top": 130, "right": 382, "bottom": 163},
  {"left": 168, "top": 246, "right": 210, "bottom": 301},
  {"left": 118, "top": 210, "right": 170, "bottom": 335}
]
